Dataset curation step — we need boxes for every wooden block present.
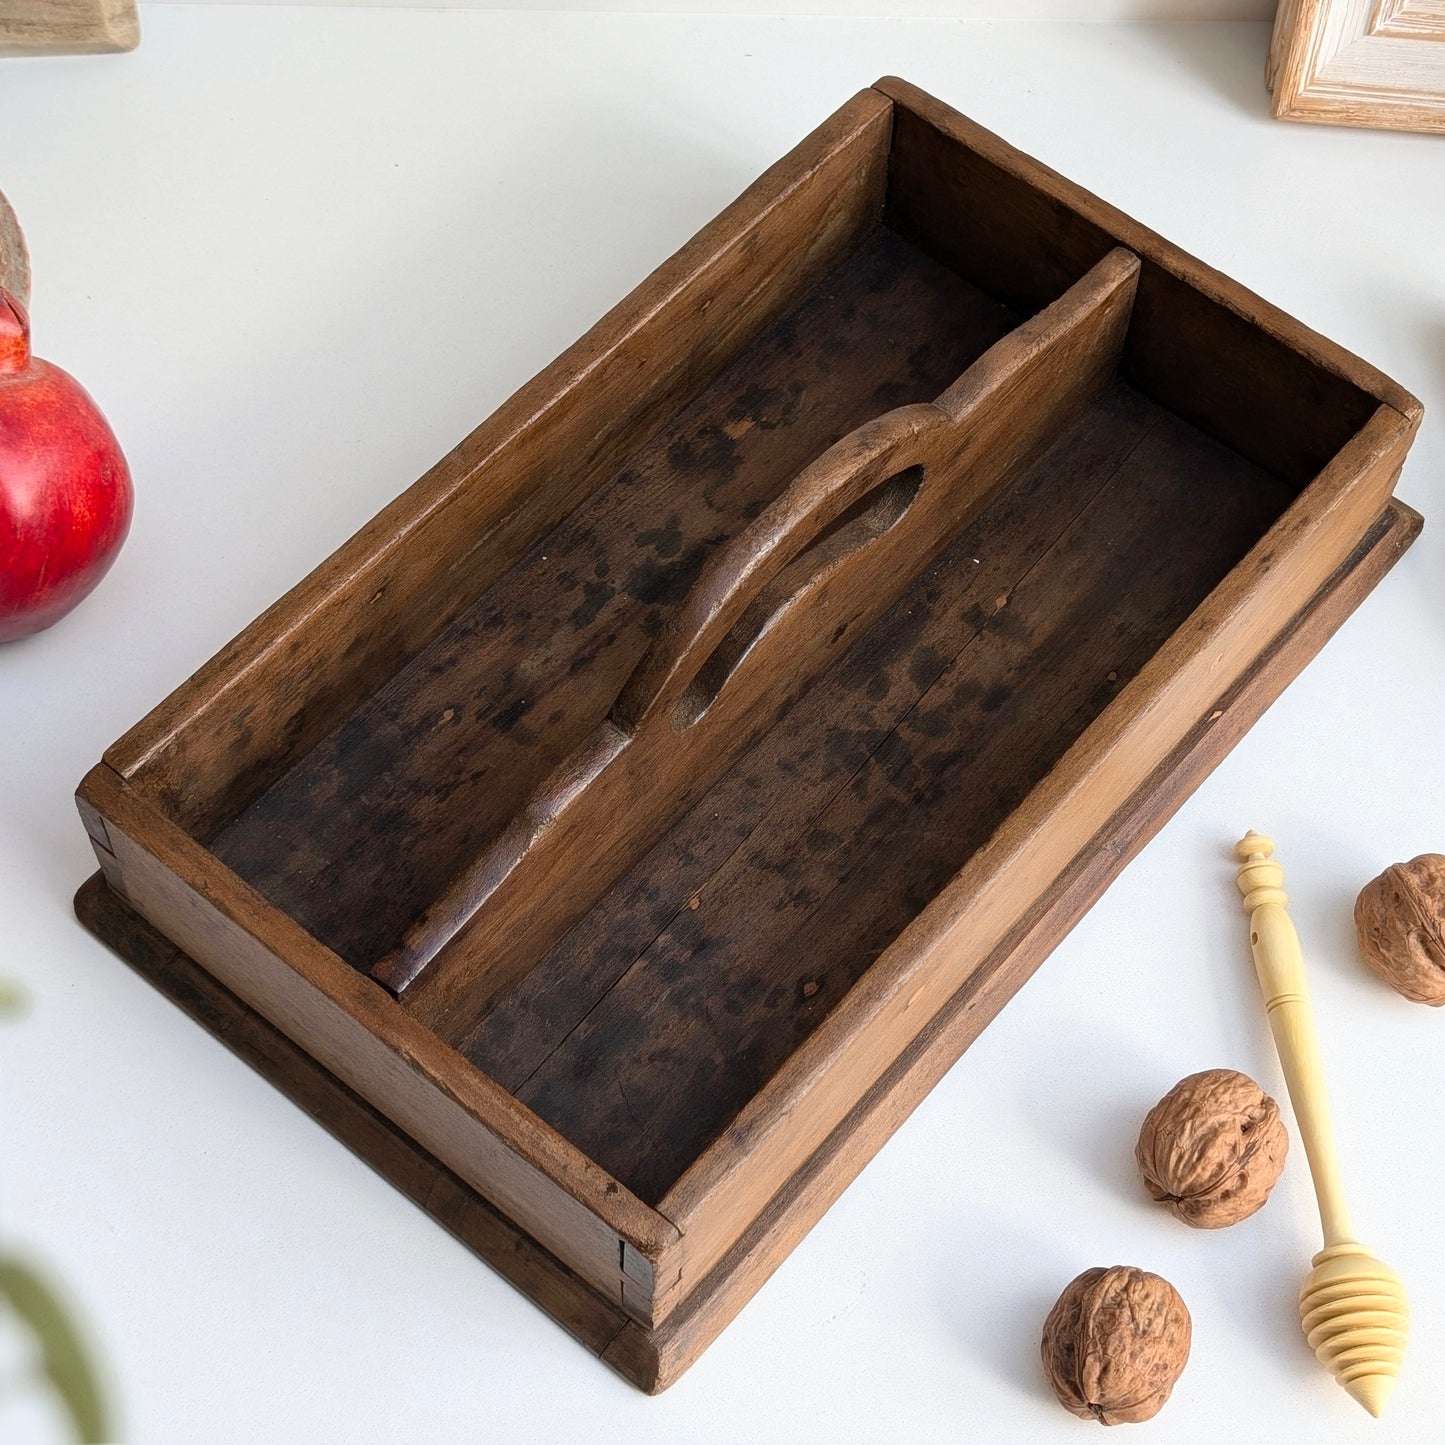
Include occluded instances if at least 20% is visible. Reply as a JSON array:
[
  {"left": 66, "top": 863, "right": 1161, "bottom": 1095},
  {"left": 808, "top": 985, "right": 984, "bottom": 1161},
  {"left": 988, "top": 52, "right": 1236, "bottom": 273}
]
[
  {"left": 1269, "top": 0, "right": 1445, "bottom": 134},
  {"left": 0, "top": 0, "right": 138, "bottom": 56}
]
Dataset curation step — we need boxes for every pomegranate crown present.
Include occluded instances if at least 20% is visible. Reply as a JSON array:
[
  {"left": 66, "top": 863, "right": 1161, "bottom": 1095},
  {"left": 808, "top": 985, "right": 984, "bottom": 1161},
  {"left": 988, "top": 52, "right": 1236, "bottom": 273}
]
[{"left": 0, "top": 286, "right": 31, "bottom": 374}]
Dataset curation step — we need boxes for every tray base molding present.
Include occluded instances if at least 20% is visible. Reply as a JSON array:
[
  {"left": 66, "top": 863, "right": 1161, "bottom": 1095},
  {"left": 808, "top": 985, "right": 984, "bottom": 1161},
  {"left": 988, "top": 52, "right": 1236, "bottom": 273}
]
[{"left": 74, "top": 499, "right": 1420, "bottom": 1393}]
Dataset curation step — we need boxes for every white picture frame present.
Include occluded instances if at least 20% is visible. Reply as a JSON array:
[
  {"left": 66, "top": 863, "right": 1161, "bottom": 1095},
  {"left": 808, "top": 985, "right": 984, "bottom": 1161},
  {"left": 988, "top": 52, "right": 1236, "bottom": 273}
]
[{"left": 1269, "top": 0, "right": 1445, "bottom": 132}]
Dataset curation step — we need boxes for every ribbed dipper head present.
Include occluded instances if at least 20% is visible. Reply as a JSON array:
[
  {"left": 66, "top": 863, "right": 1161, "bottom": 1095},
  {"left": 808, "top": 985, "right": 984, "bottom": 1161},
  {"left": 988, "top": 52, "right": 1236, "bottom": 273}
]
[{"left": 1300, "top": 1243, "right": 1408, "bottom": 1417}]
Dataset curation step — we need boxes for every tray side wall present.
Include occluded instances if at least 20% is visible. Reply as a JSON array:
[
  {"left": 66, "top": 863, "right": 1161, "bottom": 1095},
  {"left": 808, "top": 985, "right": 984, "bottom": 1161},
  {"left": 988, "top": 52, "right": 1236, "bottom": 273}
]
[
  {"left": 75, "top": 766, "right": 679, "bottom": 1326},
  {"left": 103, "top": 89, "right": 894, "bottom": 842},
  {"left": 70, "top": 873, "right": 642, "bottom": 1367},
  {"left": 655, "top": 400, "right": 1418, "bottom": 1299}
]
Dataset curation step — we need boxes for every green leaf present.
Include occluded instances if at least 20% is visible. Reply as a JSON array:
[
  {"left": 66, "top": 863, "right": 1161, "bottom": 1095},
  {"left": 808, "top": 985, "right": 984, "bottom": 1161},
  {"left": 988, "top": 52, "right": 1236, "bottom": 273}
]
[
  {"left": 0, "top": 1257, "right": 111, "bottom": 1443},
  {"left": 0, "top": 978, "right": 26, "bottom": 1017}
]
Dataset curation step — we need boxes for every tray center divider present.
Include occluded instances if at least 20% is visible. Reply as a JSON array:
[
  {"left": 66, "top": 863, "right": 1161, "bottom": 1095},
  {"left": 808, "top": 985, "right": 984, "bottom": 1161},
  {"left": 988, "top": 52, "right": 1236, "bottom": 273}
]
[{"left": 383, "top": 248, "right": 1143, "bottom": 1029}]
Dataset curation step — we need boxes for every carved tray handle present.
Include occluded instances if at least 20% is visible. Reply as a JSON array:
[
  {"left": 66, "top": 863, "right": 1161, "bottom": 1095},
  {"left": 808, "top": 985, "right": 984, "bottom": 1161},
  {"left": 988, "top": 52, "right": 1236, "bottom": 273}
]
[{"left": 377, "top": 247, "right": 1142, "bottom": 1011}]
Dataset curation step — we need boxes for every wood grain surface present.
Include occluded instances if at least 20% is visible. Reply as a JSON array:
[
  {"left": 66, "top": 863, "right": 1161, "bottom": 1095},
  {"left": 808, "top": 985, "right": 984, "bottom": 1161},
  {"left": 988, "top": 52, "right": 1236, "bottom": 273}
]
[
  {"left": 1269, "top": 0, "right": 1445, "bottom": 134},
  {"left": 0, "top": 189, "right": 28, "bottom": 305},
  {"left": 0, "top": 0, "right": 137, "bottom": 54},
  {"left": 878, "top": 76, "right": 1387, "bottom": 487},
  {"left": 71, "top": 874, "right": 638, "bottom": 1363},
  {"left": 104, "top": 89, "right": 892, "bottom": 840},
  {"left": 656, "top": 401, "right": 1416, "bottom": 1303},
  {"left": 77, "top": 760, "right": 679, "bottom": 1326}
]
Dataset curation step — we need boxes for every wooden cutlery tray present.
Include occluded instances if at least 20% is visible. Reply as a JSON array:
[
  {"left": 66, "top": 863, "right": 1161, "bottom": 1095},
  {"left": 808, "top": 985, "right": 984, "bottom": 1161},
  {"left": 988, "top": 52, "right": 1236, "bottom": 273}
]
[{"left": 75, "top": 77, "right": 1422, "bottom": 1390}]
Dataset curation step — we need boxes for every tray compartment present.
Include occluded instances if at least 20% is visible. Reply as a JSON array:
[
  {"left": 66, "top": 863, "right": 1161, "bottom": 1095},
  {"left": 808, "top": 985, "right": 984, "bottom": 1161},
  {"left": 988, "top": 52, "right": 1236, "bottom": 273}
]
[
  {"left": 378, "top": 248, "right": 1141, "bottom": 1010},
  {"left": 109, "top": 90, "right": 900, "bottom": 842},
  {"left": 210, "top": 225, "right": 1025, "bottom": 974},
  {"left": 882, "top": 79, "right": 1378, "bottom": 486}
]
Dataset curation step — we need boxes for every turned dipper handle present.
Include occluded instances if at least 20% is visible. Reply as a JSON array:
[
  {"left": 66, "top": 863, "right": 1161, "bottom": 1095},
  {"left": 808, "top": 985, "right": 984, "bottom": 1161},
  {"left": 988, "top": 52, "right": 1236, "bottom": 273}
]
[
  {"left": 1235, "top": 832, "right": 1408, "bottom": 1418},
  {"left": 1234, "top": 831, "right": 1352, "bottom": 1245}
]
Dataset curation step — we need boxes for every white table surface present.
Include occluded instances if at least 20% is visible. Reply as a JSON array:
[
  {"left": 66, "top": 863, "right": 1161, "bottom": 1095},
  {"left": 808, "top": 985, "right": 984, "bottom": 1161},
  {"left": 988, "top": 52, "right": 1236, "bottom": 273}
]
[{"left": 2, "top": 11, "right": 1442, "bottom": 1442}]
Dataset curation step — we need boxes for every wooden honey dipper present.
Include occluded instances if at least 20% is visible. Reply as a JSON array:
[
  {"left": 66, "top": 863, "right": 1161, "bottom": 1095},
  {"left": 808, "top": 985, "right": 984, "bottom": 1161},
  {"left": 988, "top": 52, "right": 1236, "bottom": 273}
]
[{"left": 1235, "top": 832, "right": 1408, "bottom": 1417}]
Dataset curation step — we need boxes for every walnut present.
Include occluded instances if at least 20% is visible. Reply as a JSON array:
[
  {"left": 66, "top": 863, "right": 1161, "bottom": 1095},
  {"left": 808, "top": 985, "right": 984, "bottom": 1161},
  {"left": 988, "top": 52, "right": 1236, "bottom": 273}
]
[
  {"left": 1354, "top": 854, "right": 1445, "bottom": 1004},
  {"left": 1040, "top": 1266, "right": 1191, "bottom": 1424},
  {"left": 1134, "top": 1068, "right": 1288, "bottom": 1228}
]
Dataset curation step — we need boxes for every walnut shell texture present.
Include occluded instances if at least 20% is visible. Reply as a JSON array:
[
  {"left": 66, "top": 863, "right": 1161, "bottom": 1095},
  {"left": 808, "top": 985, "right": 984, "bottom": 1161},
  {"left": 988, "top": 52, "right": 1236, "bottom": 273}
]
[
  {"left": 1040, "top": 1266, "right": 1191, "bottom": 1425},
  {"left": 1355, "top": 854, "right": 1445, "bottom": 1004},
  {"left": 1135, "top": 1068, "right": 1288, "bottom": 1228}
]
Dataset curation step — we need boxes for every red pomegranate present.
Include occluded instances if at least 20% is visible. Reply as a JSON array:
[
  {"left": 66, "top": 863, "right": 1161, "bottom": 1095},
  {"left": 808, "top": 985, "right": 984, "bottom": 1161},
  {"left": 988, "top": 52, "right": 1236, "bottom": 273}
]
[{"left": 0, "top": 288, "right": 132, "bottom": 642}]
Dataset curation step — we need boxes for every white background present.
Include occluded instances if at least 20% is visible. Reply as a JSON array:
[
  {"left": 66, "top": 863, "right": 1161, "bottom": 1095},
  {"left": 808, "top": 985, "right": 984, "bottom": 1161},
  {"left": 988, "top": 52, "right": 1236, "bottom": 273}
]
[{"left": 2, "top": 11, "right": 1443, "bottom": 1443}]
